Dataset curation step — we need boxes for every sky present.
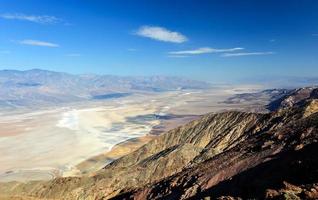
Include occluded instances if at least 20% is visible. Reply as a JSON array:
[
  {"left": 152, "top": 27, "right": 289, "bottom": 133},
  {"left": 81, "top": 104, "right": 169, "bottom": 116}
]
[{"left": 0, "top": 0, "right": 317, "bottom": 83}]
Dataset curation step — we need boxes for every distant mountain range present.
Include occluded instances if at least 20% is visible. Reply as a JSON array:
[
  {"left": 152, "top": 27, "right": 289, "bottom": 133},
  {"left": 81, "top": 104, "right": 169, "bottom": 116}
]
[
  {"left": 0, "top": 69, "right": 210, "bottom": 108},
  {"left": 236, "top": 75, "right": 318, "bottom": 89}
]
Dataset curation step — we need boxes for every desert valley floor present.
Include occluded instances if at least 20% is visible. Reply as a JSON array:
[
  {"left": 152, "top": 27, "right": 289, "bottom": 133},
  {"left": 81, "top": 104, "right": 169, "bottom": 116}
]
[{"left": 0, "top": 85, "right": 266, "bottom": 183}]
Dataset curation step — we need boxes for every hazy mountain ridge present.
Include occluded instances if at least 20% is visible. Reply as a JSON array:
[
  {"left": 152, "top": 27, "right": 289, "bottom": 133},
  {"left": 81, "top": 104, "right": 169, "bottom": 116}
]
[
  {"left": 236, "top": 76, "right": 318, "bottom": 89},
  {"left": 1, "top": 87, "right": 318, "bottom": 199},
  {"left": 0, "top": 69, "right": 210, "bottom": 108},
  {"left": 222, "top": 89, "right": 290, "bottom": 105}
]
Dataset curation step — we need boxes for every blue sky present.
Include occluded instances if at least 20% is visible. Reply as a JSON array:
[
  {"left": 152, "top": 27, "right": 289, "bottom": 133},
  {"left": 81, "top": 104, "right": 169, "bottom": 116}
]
[{"left": 0, "top": 0, "right": 317, "bottom": 82}]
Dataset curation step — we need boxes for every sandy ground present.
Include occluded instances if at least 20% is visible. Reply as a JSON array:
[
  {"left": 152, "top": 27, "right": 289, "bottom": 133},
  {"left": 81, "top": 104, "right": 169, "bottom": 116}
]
[{"left": 0, "top": 85, "right": 267, "bottom": 182}]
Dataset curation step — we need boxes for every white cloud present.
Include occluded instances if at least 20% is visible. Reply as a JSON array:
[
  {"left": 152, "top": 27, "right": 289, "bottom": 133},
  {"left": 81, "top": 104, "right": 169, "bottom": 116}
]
[
  {"left": 66, "top": 53, "right": 81, "bottom": 57},
  {"left": 168, "top": 55, "right": 189, "bottom": 58},
  {"left": 0, "top": 13, "right": 59, "bottom": 24},
  {"left": 169, "top": 47, "right": 243, "bottom": 55},
  {"left": 221, "top": 52, "right": 274, "bottom": 57},
  {"left": 135, "top": 26, "right": 187, "bottom": 43},
  {"left": 18, "top": 39, "right": 59, "bottom": 47}
]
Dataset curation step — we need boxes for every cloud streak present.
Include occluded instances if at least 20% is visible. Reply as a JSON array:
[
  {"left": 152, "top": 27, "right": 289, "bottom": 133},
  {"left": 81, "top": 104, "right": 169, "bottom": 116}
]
[
  {"left": 169, "top": 47, "right": 243, "bottom": 55},
  {"left": 18, "top": 39, "right": 59, "bottom": 47},
  {"left": 221, "top": 52, "right": 274, "bottom": 57},
  {"left": 135, "top": 26, "right": 187, "bottom": 43},
  {"left": 168, "top": 55, "right": 189, "bottom": 58},
  {"left": 0, "top": 13, "right": 59, "bottom": 24}
]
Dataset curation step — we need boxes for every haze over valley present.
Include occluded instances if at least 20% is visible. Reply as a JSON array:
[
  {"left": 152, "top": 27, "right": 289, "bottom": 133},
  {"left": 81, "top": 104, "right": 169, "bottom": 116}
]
[{"left": 0, "top": 69, "right": 272, "bottom": 183}]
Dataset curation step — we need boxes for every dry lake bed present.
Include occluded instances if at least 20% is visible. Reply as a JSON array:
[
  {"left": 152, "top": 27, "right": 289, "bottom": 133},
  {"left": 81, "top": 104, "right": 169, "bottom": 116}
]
[{"left": 0, "top": 85, "right": 267, "bottom": 182}]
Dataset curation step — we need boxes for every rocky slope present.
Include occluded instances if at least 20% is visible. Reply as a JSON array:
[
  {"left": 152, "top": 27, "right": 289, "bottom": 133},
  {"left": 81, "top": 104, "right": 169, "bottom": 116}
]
[
  {"left": 267, "top": 86, "right": 318, "bottom": 111},
  {"left": 113, "top": 101, "right": 318, "bottom": 200},
  {"left": 1, "top": 87, "right": 318, "bottom": 200}
]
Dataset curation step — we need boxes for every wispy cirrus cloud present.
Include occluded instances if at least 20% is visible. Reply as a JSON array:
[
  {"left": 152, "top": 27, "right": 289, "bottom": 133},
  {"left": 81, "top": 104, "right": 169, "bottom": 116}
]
[
  {"left": 18, "top": 39, "right": 59, "bottom": 47},
  {"left": 135, "top": 26, "right": 187, "bottom": 43},
  {"left": 221, "top": 51, "right": 274, "bottom": 57},
  {"left": 0, "top": 13, "right": 60, "bottom": 24},
  {"left": 169, "top": 47, "right": 243, "bottom": 55},
  {"left": 312, "top": 33, "right": 318, "bottom": 36},
  {"left": 168, "top": 55, "right": 189, "bottom": 58}
]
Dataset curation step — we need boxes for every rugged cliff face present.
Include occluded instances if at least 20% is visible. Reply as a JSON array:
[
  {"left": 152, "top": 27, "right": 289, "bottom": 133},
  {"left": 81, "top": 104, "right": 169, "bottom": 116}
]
[{"left": 1, "top": 87, "right": 318, "bottom": 200}]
